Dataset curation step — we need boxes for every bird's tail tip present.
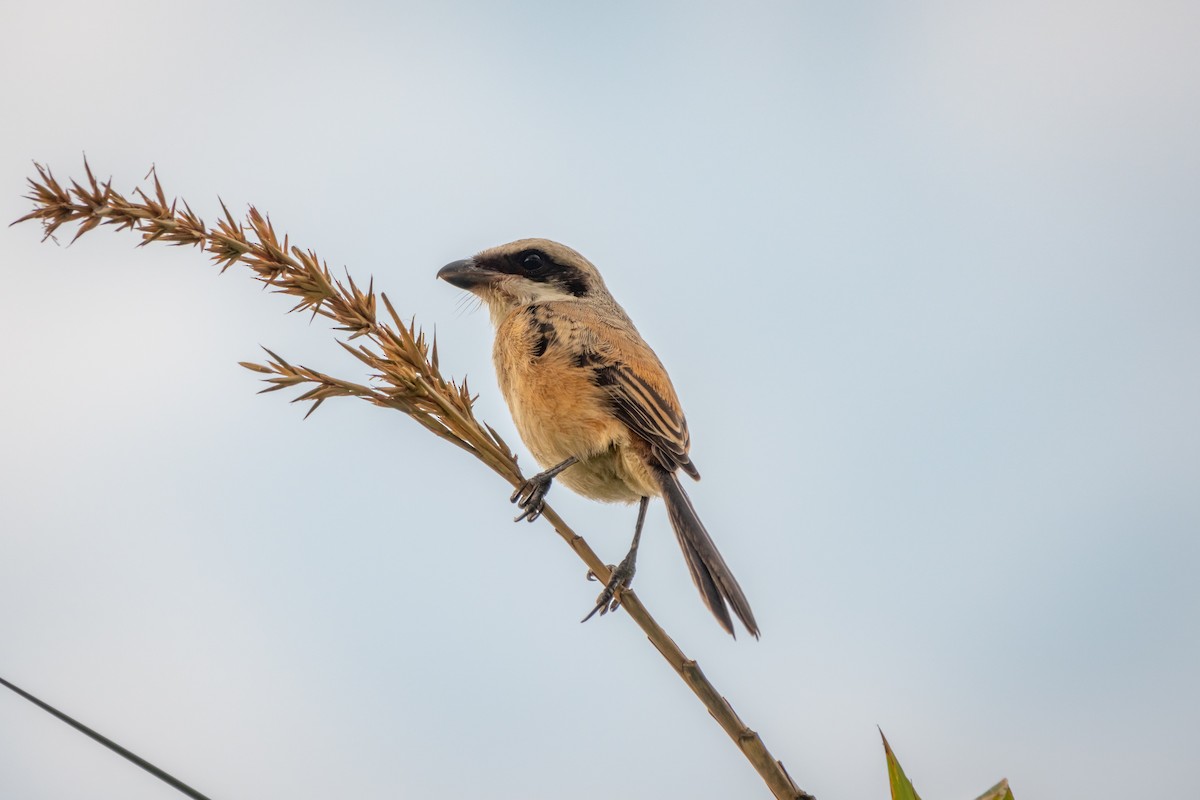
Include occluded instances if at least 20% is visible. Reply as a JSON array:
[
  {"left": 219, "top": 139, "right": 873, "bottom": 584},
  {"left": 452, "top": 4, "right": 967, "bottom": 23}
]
[{"left": 656, "top": 469, "right": 760, "bottom": 639}]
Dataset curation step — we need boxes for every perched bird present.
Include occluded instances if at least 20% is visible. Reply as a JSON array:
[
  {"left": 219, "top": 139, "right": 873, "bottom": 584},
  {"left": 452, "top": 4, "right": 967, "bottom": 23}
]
[{"left": 438, "top": 239, "right": 758, "bottom": 638}]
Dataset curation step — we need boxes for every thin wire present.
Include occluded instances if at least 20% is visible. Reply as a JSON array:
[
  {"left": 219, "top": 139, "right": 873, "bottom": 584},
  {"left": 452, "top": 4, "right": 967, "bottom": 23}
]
[{"left": 0, "top": 674, "right": 214, "bottom": 800}]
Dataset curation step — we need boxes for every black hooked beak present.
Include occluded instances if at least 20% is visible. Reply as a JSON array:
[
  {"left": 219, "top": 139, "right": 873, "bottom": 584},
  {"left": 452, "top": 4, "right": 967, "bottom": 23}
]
[{"left": 437, "top": 258, "right": 493, "bottom": 290}]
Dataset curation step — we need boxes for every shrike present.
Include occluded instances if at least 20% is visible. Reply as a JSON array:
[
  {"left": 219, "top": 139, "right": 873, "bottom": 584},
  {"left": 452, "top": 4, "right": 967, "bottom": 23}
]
[{"left": 438, "top": 239, "right": 758, "bottom": 638}]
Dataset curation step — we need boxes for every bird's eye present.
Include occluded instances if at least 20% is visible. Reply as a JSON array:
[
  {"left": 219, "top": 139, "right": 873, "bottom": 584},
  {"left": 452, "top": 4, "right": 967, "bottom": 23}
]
[{"left": 521, "top": 252, "right": 545, "bottom": 271}]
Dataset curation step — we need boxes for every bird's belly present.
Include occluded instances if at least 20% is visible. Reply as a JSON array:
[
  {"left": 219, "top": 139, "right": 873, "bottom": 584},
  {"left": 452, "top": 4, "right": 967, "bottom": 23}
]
[
  {"left": 496, "top": 346, "right": 658, "bottom": 503},
  {"left": 557, "top": 445, "right": 656, "bottom": 503}
]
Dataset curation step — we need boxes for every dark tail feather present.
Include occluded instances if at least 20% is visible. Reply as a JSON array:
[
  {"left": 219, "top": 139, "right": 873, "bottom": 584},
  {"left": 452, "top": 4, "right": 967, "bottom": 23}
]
[{"left": 655, "top": 469, "right": 759, "bottom": 639}]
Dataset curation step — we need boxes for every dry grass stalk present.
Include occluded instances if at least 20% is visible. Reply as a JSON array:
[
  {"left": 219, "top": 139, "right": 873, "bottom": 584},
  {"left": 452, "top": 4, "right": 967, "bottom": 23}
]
[{"left": 14, "top": 160, "right": 814, "bottom": 800}]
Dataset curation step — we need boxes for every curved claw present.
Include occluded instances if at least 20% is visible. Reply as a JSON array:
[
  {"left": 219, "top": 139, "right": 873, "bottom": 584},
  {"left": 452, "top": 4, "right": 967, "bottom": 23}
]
[
  {"left": 511, "top": 476, "right": 552, "bottom": 523},
  {"left": 509, "top": 457, "right": 578, "bottom": 524},
  {"left": 513, "top": 504, "right": 543, "bottom": 523},
  {"left": 581, "top": 590, "right": 620, "bottom": 622},
  {"left": 580, "top": 559, "right": 636, "bottom": 623}
]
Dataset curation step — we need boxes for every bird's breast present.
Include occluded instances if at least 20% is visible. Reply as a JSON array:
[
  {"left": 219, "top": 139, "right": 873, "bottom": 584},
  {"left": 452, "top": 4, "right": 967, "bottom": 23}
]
[{"left": 492, "top": 305, "right": 658, "bottom": 502}]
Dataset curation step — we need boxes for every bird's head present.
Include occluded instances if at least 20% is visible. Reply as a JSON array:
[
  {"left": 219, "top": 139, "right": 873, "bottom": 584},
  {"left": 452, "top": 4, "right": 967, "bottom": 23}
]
[{"left": 438, "top": 238, "right": 610, "bottom": 320}]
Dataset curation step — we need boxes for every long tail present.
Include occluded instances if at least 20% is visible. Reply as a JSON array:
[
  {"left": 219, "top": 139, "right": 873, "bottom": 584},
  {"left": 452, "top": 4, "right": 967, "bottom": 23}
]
[{"left": 655, "top": 469, "right": 759, "bottom": 639}]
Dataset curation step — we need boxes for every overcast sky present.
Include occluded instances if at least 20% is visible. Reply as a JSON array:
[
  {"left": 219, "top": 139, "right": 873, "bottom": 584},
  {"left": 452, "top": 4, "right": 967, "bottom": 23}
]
[{"left": 2, "top": 2, "right": 1197, "bottom": 798}]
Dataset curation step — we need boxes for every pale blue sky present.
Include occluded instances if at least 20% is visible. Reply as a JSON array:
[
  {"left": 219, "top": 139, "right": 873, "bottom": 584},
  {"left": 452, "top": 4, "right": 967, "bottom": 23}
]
[{"left": 2, "top": 2, "right": 1197, "bottom": 798}]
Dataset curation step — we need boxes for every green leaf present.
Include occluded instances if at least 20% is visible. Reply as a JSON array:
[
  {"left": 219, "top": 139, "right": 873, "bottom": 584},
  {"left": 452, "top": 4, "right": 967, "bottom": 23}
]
[
  {"left": 974, "top": 779, "right": 1014, "bottom": 800},
  {"left": 881, "top": 730, "right": 922, "bottom": 800},
  {"left": 880, "top": 729, "right": 1014, "bottom": 800}
]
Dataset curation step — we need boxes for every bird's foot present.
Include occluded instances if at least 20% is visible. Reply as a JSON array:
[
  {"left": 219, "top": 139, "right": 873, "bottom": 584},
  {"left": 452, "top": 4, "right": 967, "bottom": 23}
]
[
  {"left": 510, "top": 457, "right": 579, "bottom": 523},
  {"left": 511, "top": 473, "right": 553, "bottom": 522},
  {"left": 581, "top": 554, "right": 637, "bottom": 622}
]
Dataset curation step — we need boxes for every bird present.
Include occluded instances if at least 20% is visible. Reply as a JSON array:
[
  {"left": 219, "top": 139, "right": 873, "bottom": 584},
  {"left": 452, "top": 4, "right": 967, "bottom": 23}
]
[{"left": 437, "top": 238, "right": 758, "bottom": 638}]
